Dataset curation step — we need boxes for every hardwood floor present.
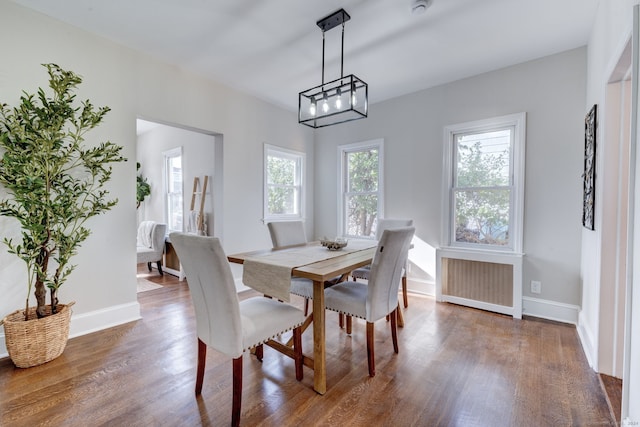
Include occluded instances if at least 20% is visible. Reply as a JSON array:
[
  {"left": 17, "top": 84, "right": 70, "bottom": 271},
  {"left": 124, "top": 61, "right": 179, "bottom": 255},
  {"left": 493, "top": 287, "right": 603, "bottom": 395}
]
[{"left": 0, "top": 269, "right": 615, "bottom": 426}]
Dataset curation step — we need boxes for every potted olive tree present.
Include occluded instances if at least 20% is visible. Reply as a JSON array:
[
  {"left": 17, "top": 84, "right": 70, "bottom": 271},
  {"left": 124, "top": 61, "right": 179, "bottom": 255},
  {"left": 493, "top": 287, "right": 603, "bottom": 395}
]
[{"left": 0, "top": 64, "right": 126, "bottom": 367}]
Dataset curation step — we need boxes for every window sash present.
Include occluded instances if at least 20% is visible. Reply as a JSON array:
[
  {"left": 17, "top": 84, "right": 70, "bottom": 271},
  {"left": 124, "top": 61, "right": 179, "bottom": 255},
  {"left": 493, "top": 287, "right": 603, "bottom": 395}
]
[{"left": 264, "top": 145, "right": 305, "bottom": 221}]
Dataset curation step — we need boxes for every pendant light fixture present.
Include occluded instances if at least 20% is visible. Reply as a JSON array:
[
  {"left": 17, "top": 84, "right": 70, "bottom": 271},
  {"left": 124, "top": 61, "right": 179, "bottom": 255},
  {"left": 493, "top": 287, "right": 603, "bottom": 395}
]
[{"left": 298, "top": 9, "right": 368, "bottom": 128}]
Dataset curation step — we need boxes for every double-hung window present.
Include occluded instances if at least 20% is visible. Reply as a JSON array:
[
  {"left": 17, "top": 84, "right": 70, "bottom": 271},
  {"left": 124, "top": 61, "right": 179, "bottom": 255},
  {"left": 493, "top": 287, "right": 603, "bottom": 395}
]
[
  {"left": 264, "top": 144, "right": 305, "bottom": 221},
  {"left": 163, "top": 147, "right": 183, "bottom": 233},
  {"left": 443, "top": 113, "right": 526, "bottom": 252},
  {"left": 339, "top": 139, "right": 384, "bottom": 238}
]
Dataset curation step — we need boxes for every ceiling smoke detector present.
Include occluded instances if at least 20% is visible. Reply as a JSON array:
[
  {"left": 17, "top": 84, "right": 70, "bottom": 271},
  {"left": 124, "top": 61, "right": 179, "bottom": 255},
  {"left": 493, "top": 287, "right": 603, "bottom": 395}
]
[{"left": 411, "top": 0, "right": 433, "bottom": 15}]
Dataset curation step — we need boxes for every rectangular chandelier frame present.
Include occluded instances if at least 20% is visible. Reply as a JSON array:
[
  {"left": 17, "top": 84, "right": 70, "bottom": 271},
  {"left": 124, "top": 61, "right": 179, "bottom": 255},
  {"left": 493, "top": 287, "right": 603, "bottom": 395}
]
[{"left": 298, "top": 9, "right": 368, "bottom": 129}]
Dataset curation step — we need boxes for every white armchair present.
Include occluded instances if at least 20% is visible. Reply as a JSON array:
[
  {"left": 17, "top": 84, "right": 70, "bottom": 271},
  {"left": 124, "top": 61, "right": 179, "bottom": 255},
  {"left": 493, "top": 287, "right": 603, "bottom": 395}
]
[{"left": 136, "top": 221, "right": 167, "bottom": 276}]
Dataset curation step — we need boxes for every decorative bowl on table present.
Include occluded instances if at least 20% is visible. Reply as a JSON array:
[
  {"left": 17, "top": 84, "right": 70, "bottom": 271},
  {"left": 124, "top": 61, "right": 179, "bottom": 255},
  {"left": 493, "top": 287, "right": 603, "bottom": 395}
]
[{"left": 320, "top": 238, "right": 348, "bottom": 251}]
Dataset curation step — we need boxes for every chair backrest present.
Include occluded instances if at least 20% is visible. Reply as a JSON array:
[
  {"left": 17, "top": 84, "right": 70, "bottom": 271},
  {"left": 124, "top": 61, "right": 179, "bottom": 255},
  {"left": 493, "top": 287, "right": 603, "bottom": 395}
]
[
  {"left": 367, "top": 226, "right": 415, "bottom": 321},
  {"left": 150, "top": 223, "right": 167, "bottom": 252},
  {"left": 375, "top": 218, "right": 414, "bottom": 240},
  {"left": 137, "top": 221, "right": 167, "bottom": 252},
  {"left": 267, "top": 221, "right": 307, "bottom": 248},
  {"left": 169, "top": 232, "right": 243, "bottom": 358}
]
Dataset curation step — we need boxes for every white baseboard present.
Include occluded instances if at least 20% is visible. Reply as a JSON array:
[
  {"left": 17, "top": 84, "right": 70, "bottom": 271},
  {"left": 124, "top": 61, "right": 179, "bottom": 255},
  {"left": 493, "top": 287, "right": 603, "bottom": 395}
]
[
  {"left": 522, "top": 296, "right": 580, "bottom": 325},
  {"left": 577, "top": 309, "right": 597, "bottom": 369},
  {"left": 0, "top": 301, "right": 141, "bottom": 360},
  {"left": 407, "top": 278, "right": 435, "bottom": 296}
]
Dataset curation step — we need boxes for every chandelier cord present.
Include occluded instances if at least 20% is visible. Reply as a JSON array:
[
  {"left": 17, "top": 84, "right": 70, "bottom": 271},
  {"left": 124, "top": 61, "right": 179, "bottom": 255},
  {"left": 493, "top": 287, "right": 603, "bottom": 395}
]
[{"left": 341, "top": 22, "right": 345, "bottom": 80}]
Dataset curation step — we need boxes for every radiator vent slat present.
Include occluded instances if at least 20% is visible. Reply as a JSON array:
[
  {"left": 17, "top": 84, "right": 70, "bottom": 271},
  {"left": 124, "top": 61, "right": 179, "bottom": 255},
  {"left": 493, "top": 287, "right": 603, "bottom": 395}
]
[{"left": 441, "top": 258, "right": 513, "bottom": 307}]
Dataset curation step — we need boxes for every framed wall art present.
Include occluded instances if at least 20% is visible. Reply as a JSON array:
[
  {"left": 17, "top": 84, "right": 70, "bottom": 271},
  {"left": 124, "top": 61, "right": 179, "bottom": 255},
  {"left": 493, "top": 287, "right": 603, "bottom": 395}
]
[{"left": 582, "top": 104, "right": 597, "bottom": 230}]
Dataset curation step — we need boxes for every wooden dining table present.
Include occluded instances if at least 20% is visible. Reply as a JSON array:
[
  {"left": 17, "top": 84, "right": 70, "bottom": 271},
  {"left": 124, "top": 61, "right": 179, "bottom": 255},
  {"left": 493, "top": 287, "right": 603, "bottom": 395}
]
[{"left": 227, "top": 241, "right": 377, "bottom": 395}]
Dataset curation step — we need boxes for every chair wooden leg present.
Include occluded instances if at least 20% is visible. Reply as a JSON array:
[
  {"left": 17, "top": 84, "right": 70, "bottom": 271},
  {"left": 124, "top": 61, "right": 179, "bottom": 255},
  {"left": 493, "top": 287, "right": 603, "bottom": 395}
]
[
  {"left": 304, "top": 298, "right": 309, "bottom": 316},
  {"left": 339, "top": 313, "right": 344, "bottom": 328},
  {"left": 397, "top": 302, "right": 404, "bottom": 328},
  {"left": 195, "top": 338, "right": 207, "bottom": 395},
  {"left": 390, "top": 308, "right": 399, "bottom": 353},
  {"left": 402, "top": 276, "right": 408, "bottom": 308},
  {"left": 346, "top": 315, "right": 352, "bottom": 335},
  {"left": 232, "top": 356, "right": 243, "bottom": 427},
  {"left": 255, "top": 344, "right": 263, "bottom": 362},
  {"left": 157, "top": 260, "right": 164, "bottom": 276},
  {"left": 147, "top": 262, "right": 152, "bottom": 272},
  {"left": 293, "top": 327, "right": 303, "bottom": 381},
  {"left": 366, "top": 322, "right": 375, "bottom": 377}
]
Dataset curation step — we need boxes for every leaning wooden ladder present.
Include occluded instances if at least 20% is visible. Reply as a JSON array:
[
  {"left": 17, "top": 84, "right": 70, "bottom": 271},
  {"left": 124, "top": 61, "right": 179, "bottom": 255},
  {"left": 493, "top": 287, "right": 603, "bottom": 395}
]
[{"left": 190, "top": 176, "right": 208, "bottom": 235}]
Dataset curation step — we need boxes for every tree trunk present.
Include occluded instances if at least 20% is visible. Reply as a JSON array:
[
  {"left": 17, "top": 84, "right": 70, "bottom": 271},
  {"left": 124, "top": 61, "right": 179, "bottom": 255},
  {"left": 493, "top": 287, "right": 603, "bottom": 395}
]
[
  {"left": 35, "top": 247, "right": 50, "bottom": 318},
  {"left": 34, "top": 280, "right": 46, "bottom": 318},
  {"left": 50, "top": 288, "right": 58, "bottom": 314}
]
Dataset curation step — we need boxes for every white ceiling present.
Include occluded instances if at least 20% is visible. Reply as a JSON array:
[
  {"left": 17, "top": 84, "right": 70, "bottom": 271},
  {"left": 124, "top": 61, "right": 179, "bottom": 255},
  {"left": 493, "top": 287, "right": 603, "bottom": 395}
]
[{"left": 12, "top": 0, "right": 598, "bottom": 112}]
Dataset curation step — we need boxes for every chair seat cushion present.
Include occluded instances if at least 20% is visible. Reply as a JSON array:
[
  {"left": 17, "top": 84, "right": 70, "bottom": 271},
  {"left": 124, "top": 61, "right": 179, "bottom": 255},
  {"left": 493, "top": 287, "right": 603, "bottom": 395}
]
[
  {"left": 239, "top": 298, "right": 306, "bottom": 351},
  {"left": 352, "top": 265, "right": 406, "bottom": 281},
  {"left": 290, "top": 278, "right": 314, "bottom": 299},
  {"left": 137, "top": 245, "right": 161, "bottom": 263},
  {"left": 351, "top": 265, "right": 371, "bottom": 280},
  {"left": 323, "top": 282, "right": 369, "bottom": 320}
]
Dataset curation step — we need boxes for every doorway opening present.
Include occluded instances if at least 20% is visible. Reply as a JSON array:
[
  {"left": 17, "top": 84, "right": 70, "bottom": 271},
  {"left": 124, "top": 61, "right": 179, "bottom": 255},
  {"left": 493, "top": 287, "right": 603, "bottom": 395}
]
[{"left": 135, "top": 118, "right": 224, "bottom": 292}]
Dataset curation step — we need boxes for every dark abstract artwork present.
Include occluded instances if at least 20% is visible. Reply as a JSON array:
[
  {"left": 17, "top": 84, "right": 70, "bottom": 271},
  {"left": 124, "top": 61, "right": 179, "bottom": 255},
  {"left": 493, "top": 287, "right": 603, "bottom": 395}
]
[{"left": 582, "top": 104, "right": 597, "bottom": 230}]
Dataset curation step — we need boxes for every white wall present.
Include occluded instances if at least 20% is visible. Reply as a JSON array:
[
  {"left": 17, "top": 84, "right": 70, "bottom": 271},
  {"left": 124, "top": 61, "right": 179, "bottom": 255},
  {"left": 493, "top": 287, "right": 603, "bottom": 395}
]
[
  {"left": 314, "top": 47, "right": 586, "bottom": 322},
  {"left": 581, "top": 0, "right": 640, "bottom": 421},
  {"left": 0, "top": 2, "right": 314, "bottom": 356}
]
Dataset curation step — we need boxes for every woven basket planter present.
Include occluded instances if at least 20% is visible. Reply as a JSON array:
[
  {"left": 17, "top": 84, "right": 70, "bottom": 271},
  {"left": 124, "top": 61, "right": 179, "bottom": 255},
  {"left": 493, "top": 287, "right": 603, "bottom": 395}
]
[{"left": 1, "top": 302, "right": 74, "bottom": 368}]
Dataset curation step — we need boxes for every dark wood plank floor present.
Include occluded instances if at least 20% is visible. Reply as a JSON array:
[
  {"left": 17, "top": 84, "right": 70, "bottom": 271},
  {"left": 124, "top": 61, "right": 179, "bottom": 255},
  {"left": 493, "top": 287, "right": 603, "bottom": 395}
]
[{"left": 0, "top": 269, "right": 615, "bottom": 426}]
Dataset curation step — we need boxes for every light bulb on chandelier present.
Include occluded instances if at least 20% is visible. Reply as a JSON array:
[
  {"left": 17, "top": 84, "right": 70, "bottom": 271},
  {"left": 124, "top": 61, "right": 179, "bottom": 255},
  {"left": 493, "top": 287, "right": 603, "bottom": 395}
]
[
  {"left": 309, "top": 96, "right": 317, "bottom": 116},
  {"left": 322, "top": 93, "right": 329, "bottom": 113},
  {"left": 335, "top": 88, "right": 342, "bottom": 109}
]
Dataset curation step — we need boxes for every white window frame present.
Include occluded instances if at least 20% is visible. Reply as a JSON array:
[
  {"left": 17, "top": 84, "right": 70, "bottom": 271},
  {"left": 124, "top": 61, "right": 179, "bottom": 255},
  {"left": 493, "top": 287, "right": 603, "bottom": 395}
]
[
  {"left": 263, "top": 144, "right": 305, "bottom": 222},
  {"left": 163, "top": 147, "right": 183, "bottom": 234},
  {"left": 338, "top": 139, "right": 385, "bottom": 238},
  {"left": 442, "top": 113, "right": 526, "bottom": 253}
]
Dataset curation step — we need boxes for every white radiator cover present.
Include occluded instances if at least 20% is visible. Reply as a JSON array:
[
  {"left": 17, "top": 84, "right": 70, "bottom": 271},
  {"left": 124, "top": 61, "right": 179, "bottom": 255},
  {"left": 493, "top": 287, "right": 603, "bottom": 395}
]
[{"left": 436, "top": 248, "right": 523, "bottom": 318}]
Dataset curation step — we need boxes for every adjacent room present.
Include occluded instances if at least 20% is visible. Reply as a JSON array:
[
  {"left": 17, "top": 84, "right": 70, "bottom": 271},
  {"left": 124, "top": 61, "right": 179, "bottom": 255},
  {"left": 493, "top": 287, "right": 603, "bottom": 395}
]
[{"left": 0, "top": 0, "right": 639, "bottom": 425}]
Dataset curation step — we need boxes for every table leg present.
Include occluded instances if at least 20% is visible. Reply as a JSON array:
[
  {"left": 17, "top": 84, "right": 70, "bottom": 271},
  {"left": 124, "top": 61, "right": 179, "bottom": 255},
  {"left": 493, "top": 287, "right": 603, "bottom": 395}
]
[{"left": 312, "top": 279, "right": 326, "bottom": 394}]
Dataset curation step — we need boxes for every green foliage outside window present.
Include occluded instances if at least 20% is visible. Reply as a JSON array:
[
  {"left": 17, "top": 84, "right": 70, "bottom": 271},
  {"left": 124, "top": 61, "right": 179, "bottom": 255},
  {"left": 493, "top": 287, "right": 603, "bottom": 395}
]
[
  {"left": 267, "top": 155, "right": 297, "bottom": 215},
  {"left": 345, "top": 148, "right": 379, "bottom": 237},
  {"left": 454, "top": 135, "right": 510, "bottom": 245}
]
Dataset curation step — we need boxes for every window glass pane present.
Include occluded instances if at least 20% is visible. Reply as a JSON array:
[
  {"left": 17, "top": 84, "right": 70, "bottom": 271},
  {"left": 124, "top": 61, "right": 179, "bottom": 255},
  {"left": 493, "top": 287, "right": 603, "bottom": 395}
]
[
  {"left": 267, "top": 156, "right": 295, "bottom": 185},
  {"left": 345, "top": 193, "right": 378, "bottom": 237},
  {"left": 168, "top": 156, "right": 182, "bottom": 192},
  {"left": 264, "top": 146, "right": 304, "bottom": 219},
  {"left": 456, "top": 130, "right": 510, "bottom": 187},
  {"left": 454, "top": 189, "right": 510, "bottom": 245},
  {"left": 268, "top": 186, "right": 296, "bottom": 215},
  {"left": 168, "top": 192, "right": 183, "bottom": 231},
  {"left": 347, "top": 149, "right": 378, "bottom": 192}
]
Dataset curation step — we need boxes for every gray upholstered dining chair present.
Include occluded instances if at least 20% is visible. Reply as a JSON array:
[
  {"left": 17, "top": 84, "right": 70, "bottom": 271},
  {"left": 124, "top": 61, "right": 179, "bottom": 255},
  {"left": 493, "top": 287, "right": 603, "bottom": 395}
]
[
  {"left": 351, "top": 218, "right": 413, "bottom": 308},
  {"left": 169, "top": 232, "right": 305, "bottom": 427},
  {"left": 323, "top": 226, "right": 414, "bottom": 377},
  {"left": 267, "top": 220, "right": 308, "bottom": 247},
  {"left": 136, "top": 221, "right": 167, "bottom": 276},
  {"left": 267, "top": 221, "right": 315, "bottom": 316}
]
